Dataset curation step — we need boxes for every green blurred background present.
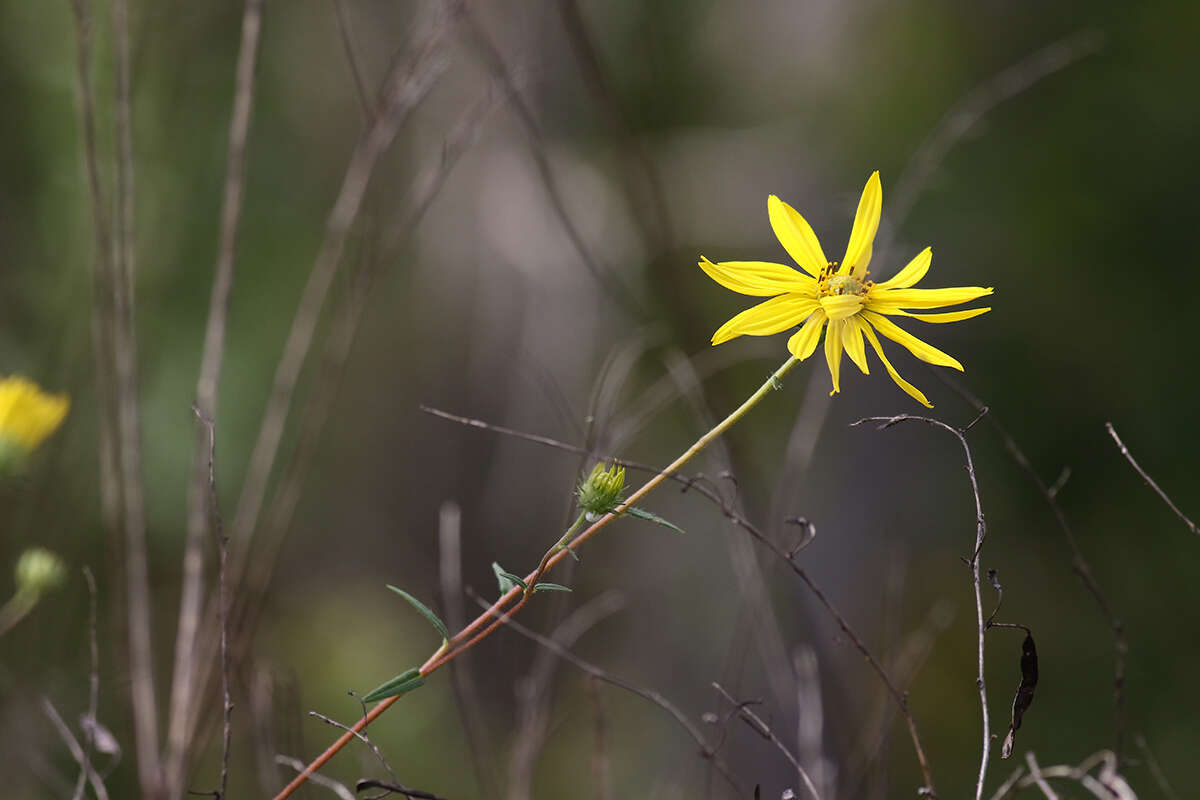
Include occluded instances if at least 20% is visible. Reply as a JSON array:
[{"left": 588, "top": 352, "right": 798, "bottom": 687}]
[{"left": 2, "top": 0, "right": 1198, "bottom": 797}]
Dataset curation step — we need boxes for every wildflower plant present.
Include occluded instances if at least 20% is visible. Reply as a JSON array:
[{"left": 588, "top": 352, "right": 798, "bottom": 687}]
[{"left": 276, "top": 172, "right": 998, "bottom": 799}]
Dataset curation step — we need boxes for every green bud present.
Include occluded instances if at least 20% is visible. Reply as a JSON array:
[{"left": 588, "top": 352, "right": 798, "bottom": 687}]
[
  {"left": 577, "top": 462, "right": 626, "bottom": 517},
  {"left": 15, "top": 548, "right": 66, "bottom": 596}
]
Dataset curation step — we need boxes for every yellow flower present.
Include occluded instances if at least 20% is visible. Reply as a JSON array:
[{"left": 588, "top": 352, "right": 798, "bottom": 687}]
[
  {"left": 0, "top": 376, "right": 70, "bottom": 457},
  {"left": 700, "top": 172, "right": 992, "bottom": 407}
]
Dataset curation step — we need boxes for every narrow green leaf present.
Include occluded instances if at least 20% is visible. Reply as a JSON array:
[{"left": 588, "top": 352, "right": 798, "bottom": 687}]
[
  {"left": 626, "top": 506, "right": 686, "bottom": 534},
  {"left": 386, "top": 585, "right": 449, "bottom": 641},
  {"left": 499, "top": 570, "right": 528, "bottom": 589},
  {"left": 363, "top": 668, "right": 425, "bottom": 703},
  {"left": 493, "top": 562, "right": 527, "bottom": 594},
  {"left": 532, "top": 582, "right": 573, "bottom": 593}
]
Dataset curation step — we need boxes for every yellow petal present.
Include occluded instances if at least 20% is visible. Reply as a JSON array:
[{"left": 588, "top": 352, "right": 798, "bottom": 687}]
[
  {"left": 869, "top": 306, "right": 992, "bottom": 323},
  {"left": 767, "top": 196, "right": 828, "bottom": 278},
  {"left": 867, "top": 285, "right": 993, "bottom": 310},
  {"left": 711, "top": 295, "right": 820, "bottom": 345},
  {"left": 862, "top": 311, "right": 963, "bottom": 370},
  {"left": 818, "top": 293, "right": 864, "bottom": 321},
  {"left": 843, "top": 171, "right": 882, "bottom": 280},
  {"left": 699, "top": 257, "right": 816, "bottom": 297},
  {"left": 874, "top": 247, "right": 931, "bottom": 289},
  {"left": 825, "top": 319, "right": 845, "bottom": 394},
  {"left": 844, "top": 316, "right": 870, "bottom": 374},
  {"left": 786, "top": 309, "right": 826, "bottom": 361},
  {"left": 861, "top": 323, "right": 932, "bottom": 407}
]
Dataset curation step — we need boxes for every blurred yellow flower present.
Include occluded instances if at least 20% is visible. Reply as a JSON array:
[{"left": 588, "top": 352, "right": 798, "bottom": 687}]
[
  {"left": 0, "top": 376, "right": 70, "bottom": 459},
  {"left": 700, "top": 172, "right": 992, "bottom": 407}
]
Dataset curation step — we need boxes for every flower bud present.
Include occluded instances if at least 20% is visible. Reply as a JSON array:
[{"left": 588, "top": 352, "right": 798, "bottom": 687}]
[
  {"left": 15, "top": 548, "right": 66, "bottom": 596},
  {"left": 577, "top": 462, "right": 626, "bottom": 517}
]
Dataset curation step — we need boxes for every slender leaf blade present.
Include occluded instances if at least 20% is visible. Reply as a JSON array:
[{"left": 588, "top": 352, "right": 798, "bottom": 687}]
[
  {"left": 627, "top": 506, "right": 686, "bottom": 534},
  {"left": 363, "top": 668, "right": 425, "bottom": 703},
  {"left": 532, "top": 582, "right": 573, "bottom": 593},
  {"left": 386, "top": 584, "right": 449, "bottom": 640}
]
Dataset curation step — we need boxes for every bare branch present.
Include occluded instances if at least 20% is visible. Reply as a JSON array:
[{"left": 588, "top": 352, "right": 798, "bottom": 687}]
[
  {"left": 465, "top": 589, "right": 744, "bottom": 795},
  {"left": 42, "top": 697, "right": 110, "bottom": 800},
  {"left": 711, "top": 683, "right": 822, "bottom": 800},
  {"left": 1106, "top": 422, "right": 1197, "bottom": 536},
  {"left": 854, "top": 414, "right": 989, "bottom": 800},
  {"left": 940, "top": 374, "right": 1129, "bottom": 760},
  {"left": 168, "top": 2, "right": 266, "bottom": 791}
]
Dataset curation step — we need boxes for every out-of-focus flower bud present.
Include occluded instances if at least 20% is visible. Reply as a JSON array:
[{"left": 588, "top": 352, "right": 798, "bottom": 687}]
[{"left": 15, "top": 548, "right": 67, "bottom": 596}]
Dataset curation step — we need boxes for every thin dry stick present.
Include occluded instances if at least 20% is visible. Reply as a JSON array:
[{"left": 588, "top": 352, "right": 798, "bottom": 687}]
[
  {"left": 465, "top": 588, "right": 743, "bottom": 795},
  {"left": 331, "top": 0, "right": 375, "bottom": 123},
  {"left": 193, "top": 409, "right": 233, "bottom": 800},
  {"left": 421, "top": 406, "right": 939, "bottom": 797},
  {"left": 585, "top": 677, "right": 611, "bottom": 800},
  {"left": 1133, "top": 734, "right": 1179, "bottom": 800},
  {"left": 855, "top": 413, "right": 991, "bottom": 800},
  {"left": 941, "top": 374, "right": 1129, "bottom": 760},
  {"left": 507, "top": 592, "right": 627, "bottom": 800},
  {"left": 454, "top": 1, "right": 646, "bottom": 318},
  {"left": 438, "top": 501, "right": 498, "bottom": 795},
  {"left": 307, "top": 710, "right": 399, "bottom": 787},
  {"left": 554, "top": 0, "right": 674, "bottom": 251},
  {"left": 66, "top": 0, "right": 122, "bottom": 535},
  {"left": 229, "top": 15, "right": 449, "bottom": 559},
  {"left": 275, "top": 756, "right": 355, "bottom": 800},
  {"left": 1025, "top": 752, "right": 1060, "bottom": 800},
  {"left": 885, "top": 29, "right": 1106, "bottom": 247},
  {"left": 42, "top": 698, "right": 110, "bottom": 800},
  {"left": 109, "top": 0, "right": 160, "bottom": 791},
  {"left": 1105, "top": 422, "right": 1197, "bottom": 536},
  {"left": 183, "top": 55, "right": 493, "bottom": 767},
  {"left": 74, "top": 567, "right": 102, "bottom": 800},
  {"left": 711, "top": 683, "right": 821, "bottom": 800},
  {"left": 167, "top": 1, "right": 265, "bottom": 790}
]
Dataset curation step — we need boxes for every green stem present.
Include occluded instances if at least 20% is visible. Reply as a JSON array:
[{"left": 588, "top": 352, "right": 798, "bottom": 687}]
[
  {"left": 553, "top": 511, "right": 588, "bottom": 552},
  {"left": 0, "top": 589, "right": 39, "bottom": 637}
]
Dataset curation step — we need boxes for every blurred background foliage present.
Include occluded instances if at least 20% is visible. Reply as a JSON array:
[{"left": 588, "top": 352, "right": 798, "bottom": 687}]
[{"left": 1, "top": 0, "right": 1198, "bottom": 798}]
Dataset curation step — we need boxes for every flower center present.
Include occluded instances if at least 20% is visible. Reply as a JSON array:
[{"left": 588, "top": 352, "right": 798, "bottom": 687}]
[{"left": 817, "top": 262, "right": 873, "bottom": 320}]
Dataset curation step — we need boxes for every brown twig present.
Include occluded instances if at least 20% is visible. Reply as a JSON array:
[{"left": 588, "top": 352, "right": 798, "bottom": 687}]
[
  {"left": 167, "top": 1, "right": 265, "bottom": 791},
  {"left": 190, "top": 408, "right": 233, "bottom": 800},
  {"left": 454, "top": 2, "right": 646, "bottom": 318},
  {"left": 230, "top": 11, "right": 450, "bottom": 559},
  {"left": 883, "top": 29, "right": 1106, "bottom": 252},
  {"left": 275, "top": 756, "right": 355, "bottom": 800},
  {"left": 109, "top": 0, "right": 160, "bottom": 790},
  {"left": 331, "top": 0, "right": 376, "bottom": 123},
  {"left": 1025, "top": 752, "right": 1060, "bottom": 800},
  {"left": 66, "top": 0, "right": 122, "bottom": 536},
  {"left": 711, "top": 683, "right": 821, "bottom": 800},
  {"left": 1105, "top": 422, "right": 1197, "bottom": 536},
  {"left": 1134, "top": 734, "right": 1179, "bottom": 800},
  {"left": 585, "top": 677, "right": 611, "bottom": 800},
  {"left": 854, "top": 414, "right": 990, "bottom": 800},
  {"left": 42, "top": 697, "right": 110, "bottom": 800},
  {"left": 423, "top": 406, "right": 939, "bottom": 797},
  {"left": 437, "top": 501, "right": 498, "bottom": 795},
  {"left": 466, "top": 589, "right": 743, "bottom": 794},
  {"left": 507, "top": 591, "right": 626, "bottom": 800},
  {"left": 75, "top": 567, "right": 103, "bottom": 800},
  {"left": 940, "top": 374, "right": 1129, "bottom": 761}
]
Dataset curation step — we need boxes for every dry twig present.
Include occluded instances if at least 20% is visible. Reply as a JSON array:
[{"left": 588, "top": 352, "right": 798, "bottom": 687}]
[
  {"left": 854, "top": 413, "right": 990, "bottom": 800},
  {"left": 1105, "top": 422, "right": 1197, "bottom": 536}
]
